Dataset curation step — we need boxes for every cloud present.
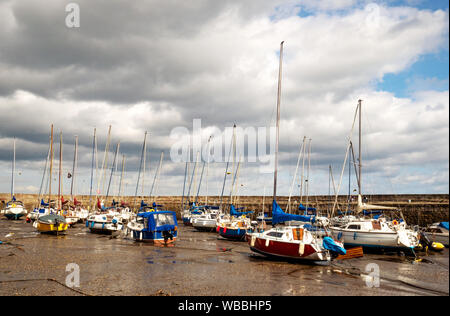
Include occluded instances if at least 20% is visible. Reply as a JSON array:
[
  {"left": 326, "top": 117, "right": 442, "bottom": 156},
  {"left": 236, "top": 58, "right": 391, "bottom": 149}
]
[{"left": 0, "top": 0, "right": 448, "bottom": 195}]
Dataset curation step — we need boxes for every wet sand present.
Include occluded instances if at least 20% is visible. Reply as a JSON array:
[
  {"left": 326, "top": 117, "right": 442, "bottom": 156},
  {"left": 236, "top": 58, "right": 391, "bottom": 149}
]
[{"left": 0, "top": 218, "right": 448, "bottom": 296}]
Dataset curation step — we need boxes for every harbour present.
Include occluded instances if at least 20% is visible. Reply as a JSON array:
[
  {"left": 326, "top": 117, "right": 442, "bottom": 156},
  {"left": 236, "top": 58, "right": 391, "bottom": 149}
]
[
  {"left": 0, "top": 213, "right": 448, "bottom": 296},
  {"left": 0, "top": 0, "right": 449, "bottom": 301}
]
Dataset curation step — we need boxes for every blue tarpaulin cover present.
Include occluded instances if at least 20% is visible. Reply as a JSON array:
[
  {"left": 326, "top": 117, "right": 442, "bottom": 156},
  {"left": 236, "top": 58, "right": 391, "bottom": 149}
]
[
  {"left": 230, "top": 204, "right": 253, "bottom": 217},
  {"left": 272, "top": 200, "right": 315, "bottom": 225},
  {"left": 439, "top": 222, "right": 449, "bottom": 230},
  {"left": 137, "top": 211, "right": 178, "bottom": 232},
  {"left": 40, "top": 199, "right": 49, "bottom": 207},
  {"left": 323, "top": 237, "right": 346, "bottom": 255}
]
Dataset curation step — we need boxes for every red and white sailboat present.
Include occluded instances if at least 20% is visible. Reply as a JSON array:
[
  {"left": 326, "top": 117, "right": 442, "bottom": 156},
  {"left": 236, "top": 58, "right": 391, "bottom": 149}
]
[{"left": 246, "top": 42, "right": 345, "bottom": 263}]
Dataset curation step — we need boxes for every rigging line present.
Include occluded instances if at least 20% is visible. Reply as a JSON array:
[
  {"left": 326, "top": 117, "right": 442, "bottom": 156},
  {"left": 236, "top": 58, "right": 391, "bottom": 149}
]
[
  {"left": 331, "top": 102, "right": 360, "bottom": 218},
  {"left": 287, "top": 137, "right": 305, "bottom": 214}
]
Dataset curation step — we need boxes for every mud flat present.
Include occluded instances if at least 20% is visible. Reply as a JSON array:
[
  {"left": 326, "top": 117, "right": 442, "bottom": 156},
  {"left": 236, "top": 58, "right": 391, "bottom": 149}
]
[{"left": 0, "top": 218, "right": 448, "bottom": 296}]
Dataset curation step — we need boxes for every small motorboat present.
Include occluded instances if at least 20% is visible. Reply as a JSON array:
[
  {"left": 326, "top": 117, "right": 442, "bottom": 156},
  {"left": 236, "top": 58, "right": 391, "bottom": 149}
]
[
  {"left": 126, "top": 210, "right": 178, "bottom": 245},
  {"left": 34, "top": 214, "right": 68, "bottom": 235}
]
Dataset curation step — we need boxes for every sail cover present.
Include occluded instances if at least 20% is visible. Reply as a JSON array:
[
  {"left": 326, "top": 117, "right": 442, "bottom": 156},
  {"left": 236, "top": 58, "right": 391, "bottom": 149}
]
[
  {"left": 230, "top": 204, "right": 253, "bottom": 217},
  {"left": 439, "top": 222, "right": 449, "bottom": 230},
  {"left": 298, "top": 204, "right": 316, "bottom": 212},
  {"left": 272, "top": 200, "right": 315, "bottom": 225}
]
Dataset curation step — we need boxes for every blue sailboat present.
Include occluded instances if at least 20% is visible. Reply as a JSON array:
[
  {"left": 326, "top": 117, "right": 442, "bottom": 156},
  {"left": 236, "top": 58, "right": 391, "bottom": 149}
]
[{"left": 217, "top": 205, "right": 253, "bottom": 241}]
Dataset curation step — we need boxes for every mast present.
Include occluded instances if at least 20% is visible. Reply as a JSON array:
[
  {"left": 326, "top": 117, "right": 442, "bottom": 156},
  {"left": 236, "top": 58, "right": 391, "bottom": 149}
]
[
  {"left": 272, "top": 41, "right": 284, "bottom": 215},
  {"left": 149, "top": 152, "right": 164, "bottom": 200},
  {"left": 70, "top": 135, "right": 78, "bottom": 198},
  {"left": 186, "top": 154, "right": 196, "bottom": 207},
  {"left": 305, "top": 138, "right": 311, "bottom": 212},
  {"left": 358, "top": 99, "right": 362, "bottom": 196},
  {"left": 38, "top": 143, "right": 51, "bottom": 208},
  {"left": 205, "top": 136, "right": 212, "bottom": 206},
  {"left": 106, "top": 142, "right": 120, "bottom": 200},
  {"left": 181, "top": 161, "right": 188, "bottom": 211},
  {"left": 287, "top": 137, "right": 304, "bottom": 213},
  {"left": 58, "top": 131, "right": 63, "bottom": 210},
  {"left": 133, "top": 131, "right": 147, "bottom": 209},
  {"left": 153, "top": 152, "right": 164, "bottom": 205},
  {"left": 11, "top": 137, "right": 16, "bottom": 199},
  {"left": 118, "top": 155, "right": 125, "bottom": 198},
  {"left": 97, "top": 125, "right": 111, "bottom": 202},
  {"left": 220, "top": 124, "right": 236, "bottom": 210},
  {"left": 142, "top": 134, "right": 147, "bottom": 196},
  {"left": 191, "top": 151, "right": 200, "bottom": 203},
  {"left": 299, "top": 136, "right": 306, "bottom": 204},
  {"left": 48, "top": 125, "right": 54, "bottom": 205},
  {"left": 89, "top": 128, "right": 96, "bottom": 210},
  {"left": 195, "top": 158, "right": 206, "bottom": 205}
]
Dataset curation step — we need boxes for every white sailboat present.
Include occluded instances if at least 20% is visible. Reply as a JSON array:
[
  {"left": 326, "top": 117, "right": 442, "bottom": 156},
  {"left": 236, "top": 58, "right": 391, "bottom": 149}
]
[
  {"left": 329, "top": 100, "right": 419, "bottom": 253},
  {"left": 3, "top": 138, "right": 28, "bottom": 220}
]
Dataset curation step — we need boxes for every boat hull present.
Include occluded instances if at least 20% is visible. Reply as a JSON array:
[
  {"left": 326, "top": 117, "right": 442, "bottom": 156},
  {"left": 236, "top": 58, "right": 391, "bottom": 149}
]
[
  {"left": 5, "top": 213, "right": 25, "bottom": 220},
  {"left": 330, "top": 228, "right": 416, "bottom": 253},
  {"left": 132, "top": 230, "right": 177, "bottom": 245},
  {"left": 36, "top": 222, "right": 68, "bottom": 234},
  {"left": 246, "top": 234, "right": 330, "bottom": 262},
  {"left": 217, "top": 226, "right": 247, "bottom": 241},
  {"left": 182, "top": 217, "right": 192, "bottom": 226}
]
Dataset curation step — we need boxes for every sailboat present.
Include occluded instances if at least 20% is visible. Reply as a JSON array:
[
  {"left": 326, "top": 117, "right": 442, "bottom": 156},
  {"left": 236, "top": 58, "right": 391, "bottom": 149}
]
[
  {"left": 329, "top": 100, "right": 419, "bottom": 253},
  {"left": 35, "top": 126, "right": 69, "bottom": 234},
  {"left": 3, "top": 138, "right": 28, "bottom": 220},
  {"left": 217, "top": 153, "right": 254, "bottom": 241},
  {"left": 191, "top": 146, "right": 223, "bottom": 232},
  {"left": 246, "top": 42, "right": 345, "bottom": 263},
  {"left": 67, "top": 135, "right": 88, "bottom": 223},
  {"left": 86, "top": 137, "right": 124, "bottom": 235}
]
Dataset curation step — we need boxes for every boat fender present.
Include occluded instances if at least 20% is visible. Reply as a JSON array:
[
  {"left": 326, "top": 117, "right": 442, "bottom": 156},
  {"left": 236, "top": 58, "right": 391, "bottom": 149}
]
[
  {"left": 431, "top": 242, "right": 445, "bottom": 252},
  {"left": 265, "top": 239, "right": 270, "bottom": 247},
  {"left": 237, "top": 228, "right": 240, "bottom": 235},
  {"left": 299, "top": 242, "right": 305, "bottom": 255},
  {"left": 216, "top": 226, "right": 220, "bottom": 232},
  {"left": 112, "top": 219, "right": 118, "bottom": 224},
  {"left": 251, "top": 236, "right": 256, "bottom": 247}
]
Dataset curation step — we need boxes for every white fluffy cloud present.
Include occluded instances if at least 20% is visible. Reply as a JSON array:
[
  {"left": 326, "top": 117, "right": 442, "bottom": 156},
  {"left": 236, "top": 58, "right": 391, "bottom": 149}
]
[{"left": 0, "top": 0, "right": 448, "bottom": 195}]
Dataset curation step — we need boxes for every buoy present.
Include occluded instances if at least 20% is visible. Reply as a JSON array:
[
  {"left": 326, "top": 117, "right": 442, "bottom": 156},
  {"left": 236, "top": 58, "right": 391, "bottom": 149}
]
[{"left": 431, "top": 242, "right": 445, "bottom": 252}]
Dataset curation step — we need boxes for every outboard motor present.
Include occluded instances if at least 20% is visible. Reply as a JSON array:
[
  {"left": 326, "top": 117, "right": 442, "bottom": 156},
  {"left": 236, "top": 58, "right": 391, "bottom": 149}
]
[{"left": 162, "top": 230, "right": 174, "bottom": 242}]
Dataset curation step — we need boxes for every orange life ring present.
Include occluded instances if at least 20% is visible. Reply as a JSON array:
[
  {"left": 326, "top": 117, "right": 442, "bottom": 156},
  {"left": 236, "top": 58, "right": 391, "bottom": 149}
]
[{"left": 392, "top": 220, "right": 399, "bottom": 226}]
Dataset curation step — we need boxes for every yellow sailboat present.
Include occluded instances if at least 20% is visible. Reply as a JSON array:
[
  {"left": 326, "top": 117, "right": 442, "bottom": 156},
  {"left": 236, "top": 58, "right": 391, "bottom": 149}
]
[{"left": 36, "top": 125, "right": 69, "bottom": 235}]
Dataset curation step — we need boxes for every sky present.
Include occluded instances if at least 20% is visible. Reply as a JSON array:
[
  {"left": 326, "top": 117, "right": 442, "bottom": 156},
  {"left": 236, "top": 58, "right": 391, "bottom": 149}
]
[{"left": 0, "top": 0, "right": 448, "bottom": 198}]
